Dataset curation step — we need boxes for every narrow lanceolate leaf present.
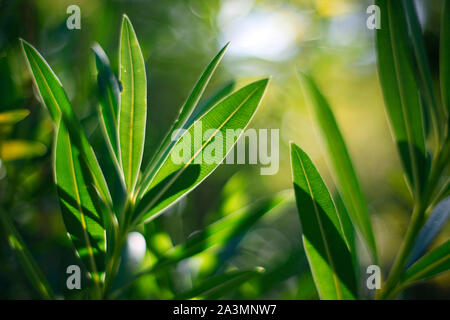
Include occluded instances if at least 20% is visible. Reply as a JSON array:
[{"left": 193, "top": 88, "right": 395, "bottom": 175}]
[
  {"left": 333, "top": 193, "right": 359, "bottom": 282},
  {"left": 151, "top": 192, "right": 290, "bottom": 272},
  {"left": 176, "top": 268, "right": 264, "bottom": 300},
  {"left": 0, "top": 109, "right": 29, "bottom": 125},
  {"left": 139, "top": 44, "right": 229, "bottom": 198},
  {"left": 375, "top": 0, "right": 427, "bottom": 196},
  {"left": 403, "top": 240, "right": 450, "bottom": 285},
  {"left": 21, "top": 39, "right": 112, "bottom": 206},
  {"left": 93, "top": 43, "right": 120, "bottom": 163},
  {"left": 190, "top": 80, "right": 236, "bottom": 123},
  {"left": 290, "top": 143, "right": 357, "bottom": 300},
  {"left": 299, "top": 71, "right": 377, "bottom": 262},
  {"left": 402, "top": 0, "right": 442, "bottom": 139},
  {"left": 119, "top": 15, "right": 147, "bottom": 194},
  {"left": 54, "top": 121, "right": 106, "bottom": 286},
  {"left": 407, "top": 196, "right": 450, "bottom": 267},
  {"left": 134, "top": 79, "right": 269, "bottom": 225},
  {"left": 441, "top": 0, "right": 450, "bottom": 117},
  {"left": 0, "top": 208, "right": 54, "bottom": 299}
]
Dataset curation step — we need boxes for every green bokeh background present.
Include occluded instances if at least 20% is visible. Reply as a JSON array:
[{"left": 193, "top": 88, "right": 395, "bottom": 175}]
[{"left": 0, "top": 0, "right": 448, "bottom": 299}]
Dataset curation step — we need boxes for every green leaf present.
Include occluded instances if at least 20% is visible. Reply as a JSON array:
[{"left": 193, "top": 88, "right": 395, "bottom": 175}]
[
  {"left": 0, "top": 109, "right": 29, "bottom": 125},
  {"left": 402, "top": 240, "right": 450, "bottom": 285},
  {"left": 175, "top": 267, "right": 264, "bottom": 300},
  {"left": 290, "top": 142, "right": 357, "bottom": 300},
  {"left": 375, "top": 0, "right": 427, "bottom": 197},
  {"left": 139, "top": 44, "right": 229, "bottom": 198},
  {"left": 187, "top": 80, "right": 236, "bottom": 127},
  {"left": 0, "top": 140, "right": 46, "bottom": 161},
  {"left": 333, "top": 193, "right": 359, "bottom": 282},
  {"left": 118, "top": 15, "right": 147, "bottom": 195},
  {"left": 93, "top": 43, "right": 120, "bottom": 163},
  {"left": 134, "top": 79, "right": 269, "bottom": 224},
  {"left": 298, "top": 71, "right": 377, "bottom": 262},
  {"left": 441, "top": 0, "right": 450, "bottom": 117},
  {"left": 0, "top": 207, "right": 54, "bottom": 299},
  {"left": 402, "top": 0, "right": 442, "bottom": 139},
  {"left": 54, "top": 121, "right": 106, "bottom": 289},
  {"left": 21, "top": 39, "right": 112, "bottom": 207}
]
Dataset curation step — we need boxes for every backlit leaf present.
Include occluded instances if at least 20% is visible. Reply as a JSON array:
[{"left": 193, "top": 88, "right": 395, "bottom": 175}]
[
  {"left": 134, "top": 79, "right": 269, "bottom": 225},
  {"left": 118, "top": 15, "right": 147, "bottom": 195},
  {"left": 299, "top": 71, "right": 377, "bottom": 262},
  {"left": 290, "top": 142, "right": 357, "bottom": 299}
]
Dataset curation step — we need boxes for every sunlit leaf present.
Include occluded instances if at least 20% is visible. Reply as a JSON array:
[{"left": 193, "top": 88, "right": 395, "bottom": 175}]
[
  {"left": 187, "top": 80, "right": 236, "bottom": 126},
  {"left": 54, "top": 121, "right": 106, "bottom": 291},
  {"left": 375, "top": 0, "right": 427, "bottom": 196},
  {"left": 290, "top": 142, "right": 357, "bottom": 299},
  {"left": 118, "top": 15, "right": 147, "bottom": 195},
  {"left": 21, "top": 39, "right": 112, "bottom": 206},
  {"left": 134, "top": 79, "right": 269, "bottom": 224},
  {"left": 298, "top": 71, "right": 377, "bottom": 262}
]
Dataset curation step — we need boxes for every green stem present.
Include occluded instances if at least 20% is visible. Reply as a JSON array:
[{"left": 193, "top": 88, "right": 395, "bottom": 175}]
[
  {"left": 380, "top": 141, "right": 449, "bottom": 299},
  {"left": 103, "top": 230, "right": 126, "bottom": 299}
]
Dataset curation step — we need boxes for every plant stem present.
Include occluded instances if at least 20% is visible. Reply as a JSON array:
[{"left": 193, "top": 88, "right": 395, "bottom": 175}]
[
  {"left": 380, "top": 141, "right": 448, "bottom": 299},
  {"left": 103, "top": 230, "right": 126, "bottom": 299},
  {"left": 379, "top": 203, "right": 425, "bottom": 299}
]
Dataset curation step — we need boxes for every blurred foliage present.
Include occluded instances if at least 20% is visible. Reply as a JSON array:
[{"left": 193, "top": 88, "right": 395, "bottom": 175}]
[{"left": 0, "top": 0, "right": 448, "bottom": 299}]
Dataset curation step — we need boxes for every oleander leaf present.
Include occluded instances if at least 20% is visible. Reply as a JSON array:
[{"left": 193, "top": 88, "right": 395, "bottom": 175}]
[
  {"left": 290, "top": 142, "right": 357, "bottom": 300},
  {"left": 0, "top": 140, "right": 46, "bottom": 161},
  {"left": 403, "top": 240, "right": 450, "bottom": 285},
  {"left": 118, "top": 15, "right": 147, "bottom": 195},
  {"left": 375, "top": 0, "right": 427, "bottom": 196},
  {"left": 187, "top": 80, "right": 236, "bottom": 126},
  {"left": 176, "top": 267, "right": 264, "bottom": 300},
  {"left": 139, "top": 44, "right": 229, "bottom": 198},
  {"left": 54, "top": 121, "right": 106, "bottom": 286},
  {"left": 93, "top": 43, "right": 120, "bottom": 163},
  {"left": 402, "top": 0, "right": 442, "bottom": 138},
  {"left": 408, "top": 196, "right": 450, "bottom": 267},
  {"left": 0, "top": 109, "right": 29, "bottom": 125},
  {"left": 134, "top": 79, "right": 269, "bottom": 224},
  {"left": 299, "top": 71, "right": 377, "bottom": 262},
  {"left": 21, "top": 39, "right": 112, "bottom": 206}
]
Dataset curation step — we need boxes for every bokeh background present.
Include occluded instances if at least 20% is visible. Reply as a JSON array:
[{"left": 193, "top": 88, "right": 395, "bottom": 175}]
[{"left": 0, "top": 0, "right": 448, "bottom": 299}]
